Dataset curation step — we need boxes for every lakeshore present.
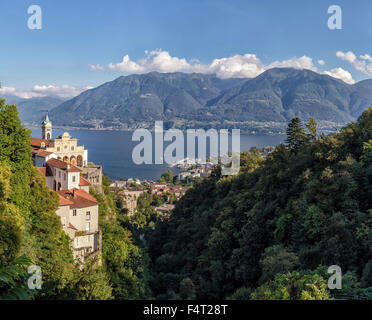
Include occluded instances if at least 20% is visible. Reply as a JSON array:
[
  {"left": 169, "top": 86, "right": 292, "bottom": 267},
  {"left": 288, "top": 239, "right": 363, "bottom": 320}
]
[{"left": 29, "top": 127, "right": 285, "bottom": 181}]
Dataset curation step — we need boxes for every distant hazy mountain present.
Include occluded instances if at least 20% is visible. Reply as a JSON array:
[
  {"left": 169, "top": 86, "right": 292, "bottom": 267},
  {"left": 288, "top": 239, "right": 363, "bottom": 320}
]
[
  {"left": 48, "top": 69, "right": 372, "bottom": 129},
  {"left": 3, "top": 95, "right": 66, "bottom": 125}
]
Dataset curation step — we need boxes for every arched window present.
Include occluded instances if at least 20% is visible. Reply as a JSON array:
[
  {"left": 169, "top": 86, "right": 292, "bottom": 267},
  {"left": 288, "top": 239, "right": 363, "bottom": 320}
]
[
  {"left": 70, "top": 156, "right": 76, "bottom": 166},
  {"left": 63, "top": 156, "right": 69, "bottom": 163},
  {"left": 53, "top": 180, "right": 56, "bottom": 191},
  {"left": 47, "top": 133, "right": 51, "bottom": 140},
  {"left": 57, "top": 182, "right": 61, "bottom": 191},
  {"left": 77, "top": 155, "right": 83, "bottom": 167}
]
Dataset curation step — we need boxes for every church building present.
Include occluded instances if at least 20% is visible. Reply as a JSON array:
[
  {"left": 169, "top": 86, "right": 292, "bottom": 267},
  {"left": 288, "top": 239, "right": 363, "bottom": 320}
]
[
  {"left": 31, "top": 113, "right": 101, "bottom": 262},
  {"left": 32, "top": 113, "right": 88, "bottom": 167}
]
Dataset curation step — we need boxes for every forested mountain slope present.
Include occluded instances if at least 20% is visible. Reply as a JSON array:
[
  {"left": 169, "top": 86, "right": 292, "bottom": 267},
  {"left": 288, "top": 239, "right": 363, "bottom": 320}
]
[{"left": 148, "top": 111, "right": 372, "bottom": 300}]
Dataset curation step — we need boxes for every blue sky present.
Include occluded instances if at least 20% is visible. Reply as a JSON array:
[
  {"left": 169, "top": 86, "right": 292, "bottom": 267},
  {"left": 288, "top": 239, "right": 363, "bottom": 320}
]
[{"left": 1, "top": 0, "right": 372, "bottom": 98}]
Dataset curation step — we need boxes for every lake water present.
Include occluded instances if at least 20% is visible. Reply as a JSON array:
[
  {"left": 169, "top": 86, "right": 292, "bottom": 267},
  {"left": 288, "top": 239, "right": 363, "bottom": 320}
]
[{"left": 30, "top": 128, "right": 285, "bottom": 181}]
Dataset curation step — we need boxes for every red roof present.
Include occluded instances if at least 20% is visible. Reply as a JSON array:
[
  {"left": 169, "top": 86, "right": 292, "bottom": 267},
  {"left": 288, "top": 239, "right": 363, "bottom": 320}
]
[
  {"left": 68, "top": 223, "right": 78, "bottom": 230},
  {"left": 79, "top": 176, "right": 90, "bottom": 186},
  {"left": 32, "top": 149, "right": 53, "bottom": 158},
  {"left": 37, "top": 167, "right": 46, "bottom": 177},
  {"left": 36, "top": 166, "right": 53, "bottom": 177},
  {"left": 57, "top": 188, "right": 98, "bottom": 209},
  {"left": 46, "top": 158, "right": 81, "bottom": 172},
  {"left": 31, "top": 137, "right": 50, "bottom": 148},
  {"left": 58, "top": 193, "right": 74, "bottom": 206}
]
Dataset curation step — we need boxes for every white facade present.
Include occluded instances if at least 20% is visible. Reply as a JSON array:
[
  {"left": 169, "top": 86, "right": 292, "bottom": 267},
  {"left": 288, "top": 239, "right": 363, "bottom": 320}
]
[
  {"left": 57, "top": 202, "right": 99, "bottom": 261},
  {"left": 44, "top": 162, "right": 81, "bottom": 191}
]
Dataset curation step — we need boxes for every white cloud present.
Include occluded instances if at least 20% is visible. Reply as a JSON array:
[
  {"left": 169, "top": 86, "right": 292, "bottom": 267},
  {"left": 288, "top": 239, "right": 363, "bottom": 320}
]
[
  {"left": 318, "top": 59, "right": 325, "bottom": 65},
  {"left": 106, "top": 50, "right": 358, "bottom": 84},
  {"left": 322, "top": 67, "right": 355, "bottom": 84},
  {"left": 360, "top": 54, "right": 372, "bottom": 62},
  {"left": 109, "top": 55, "right": 146, "bottom": 72},
  {"left": 31, "top": 85, "right": 93, "bottom": 98},
  {"left": 196, "top": 54, "right": 267, "bottom": 78},
  {"left": 145, "top": 50, "right": 190, "bottom": 72},
  {"left": 0, "top": 84, "right": 93, "bottom": 99},
  {"left": 0, "top": 86, "right": 43, "bottom": 99},
  {"left": 336, "top": 51, "right": 372, "bottom": 74},
  {"left": 89, "top": 64, "right": 104, "bottom": 71},
  {"left": 105, "top": 50, "right": 318, "bottom": 79},
  {"left": 268, "top": 56, "right": 317, "bottom": 72},
  {"left": 108, "top": 50, "right": 190, "bottom": 73}
]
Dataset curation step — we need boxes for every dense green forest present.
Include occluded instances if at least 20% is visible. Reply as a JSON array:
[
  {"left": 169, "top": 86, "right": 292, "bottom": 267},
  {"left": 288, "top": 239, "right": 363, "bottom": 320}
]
[
  {"left": 1, "top": 92, "right": 372, "bottom": 300},
  {"left": 147, "top": 111, "right": 372, "bottom": 300},
  {"left": 0, "top": 96, "right": 149, "bottom": 299}
]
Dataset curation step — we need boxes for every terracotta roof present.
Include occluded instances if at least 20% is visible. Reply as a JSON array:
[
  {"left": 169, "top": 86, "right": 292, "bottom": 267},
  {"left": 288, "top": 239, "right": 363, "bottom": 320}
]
[
  {"left": 32, "top": 149, "right": 54, "bottom": 158},
  {"left": 37, "top": 167, "right": 46, "bottom": 176},
  {"left": 58, "top": 193, "right": 74, "bottom": 206},
  {"left": 79, "top": 176, "right": 90, "bottom": 186},
  {"left": 46, "top": 158, "right": 81, "bottom": 172},
  {"left": 36, "top": 166, "right": 53, "bottom": 177},
  {"left": 68, "top": 223, "right": 78, "bottom": 230},
  {"left": 57, "top": 188, "right": 98, "bottom": 209},
  {"left": 31, "top": 137, "right": 50, "bottom": 148}
]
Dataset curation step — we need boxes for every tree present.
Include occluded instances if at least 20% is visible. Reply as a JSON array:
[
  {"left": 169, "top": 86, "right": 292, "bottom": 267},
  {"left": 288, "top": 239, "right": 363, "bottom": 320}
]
[
  {"left": 361, "top": 140, "right": 372, "bottom": 165},
  {"left": 228, "top": 287, "right": 252, "bottom": 300},
  {"left": 0, "top": 255, "right": 33, "bottom": 300},
  {"left": 258, "top": 245, "right": 299, "bottom": 284},
  {"left": 179, "top": 278, "right": 196, "bottom": 300},
  {"left": 285, "top": 117, "right": 306, "bottom": 152},
  {"left": 0, "top": 97, "right": 32, "bottom": 211},
  {"left": 306, "top": 117, "right": 317, "bottom": 140},
  {"left": 251, "top": 271, "right": 331, "bottom": 300},
  {"left": 361, "top": 259, "right": 372, "bottom": 288},
  {"left": 159, "top": 170, "right": 174, "bottom": 183},
  {"left": 62, "top": 258, "right": 113, "bottom": 300}
]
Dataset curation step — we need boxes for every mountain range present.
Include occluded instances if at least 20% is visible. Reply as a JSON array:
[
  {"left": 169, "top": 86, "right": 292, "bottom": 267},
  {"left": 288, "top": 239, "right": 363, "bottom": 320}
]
[
  {"left": 3, "top": 95, "right": 66, "bottom": 125},
  {"left": 7, "top": 68, "right": 372, "bottom": 132}
]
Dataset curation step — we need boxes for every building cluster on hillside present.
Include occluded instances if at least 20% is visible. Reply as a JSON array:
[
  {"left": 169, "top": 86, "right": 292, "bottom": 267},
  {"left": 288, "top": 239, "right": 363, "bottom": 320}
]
[
  {"left": 152, "top": 203, "right": 175, "bottom": 216},
  {"left": 109, "top": 179, "right": 189, "bottom": 217},
  {"left": 31, "top": 113, "right": 102, "bottom": 262},
  {"left": 177, "top": 162, "right": 215, "bottom": 181},
  {"left": 151, "top": 182, "right": 188, "bottom": 200}
]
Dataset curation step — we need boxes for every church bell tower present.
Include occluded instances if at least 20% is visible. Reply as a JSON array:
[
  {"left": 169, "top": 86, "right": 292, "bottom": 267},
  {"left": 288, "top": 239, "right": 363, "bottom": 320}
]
[{"left": 42, "top": 112, "right": 52, "bottom": 140}]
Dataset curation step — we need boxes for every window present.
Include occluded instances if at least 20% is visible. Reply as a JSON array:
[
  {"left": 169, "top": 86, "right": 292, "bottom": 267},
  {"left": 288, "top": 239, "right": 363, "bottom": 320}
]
[
  {"left": 72, "top": 176, "right": 76, "bottom": 182},
  {"left": 86, "top": 222, "right": 90, "bottom": 232},
  {"left": 64, "top": 173, "right": 66, "bottom": 180},
  {"left": 57, "top": 147, "right": 60, "bottom": 152},
  {"left": 59, "top": 171, "right": 61, "bottom": 178},
  {"left": 64, "top": 145, "right": 67, "bottom": 150},
  {"left": 73, "top": 209, "right": 77, "bottom": 216},
  {"left": 71, "top": 146, "right": 74, "bottom": 151},
  {"left": 86, "top": 211, "right": 91, "bottom": 220}
]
